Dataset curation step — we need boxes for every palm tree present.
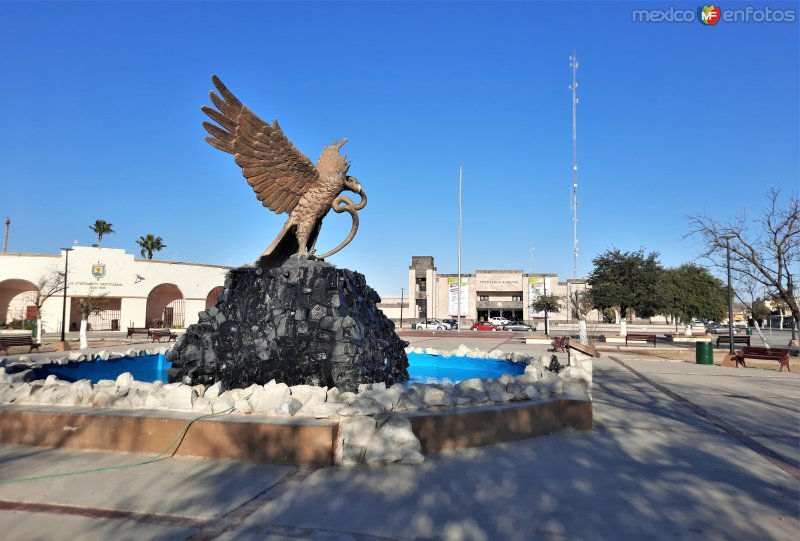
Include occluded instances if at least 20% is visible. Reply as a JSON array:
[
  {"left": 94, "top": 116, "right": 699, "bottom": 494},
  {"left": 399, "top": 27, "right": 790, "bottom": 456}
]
[
  {"left": 136, "top": 234, "right": 166, "bottom": 260},
  {"left": 89, "top": 219, "right": 114, "bottom": 247}
]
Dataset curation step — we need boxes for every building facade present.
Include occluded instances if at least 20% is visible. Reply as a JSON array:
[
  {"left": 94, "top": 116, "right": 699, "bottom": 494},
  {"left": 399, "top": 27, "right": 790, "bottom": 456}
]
[
  {"left": 378, "top": 256, "right": 594, "bottom": 324},
  {"left": 0, "top": 247, "right": 229, "bottom": 333}
]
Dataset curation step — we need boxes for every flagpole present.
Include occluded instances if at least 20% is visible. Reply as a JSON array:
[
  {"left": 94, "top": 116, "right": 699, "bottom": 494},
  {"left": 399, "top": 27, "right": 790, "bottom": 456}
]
[{"left": 458, "top": 161, "right": 463, "bottom": 330}]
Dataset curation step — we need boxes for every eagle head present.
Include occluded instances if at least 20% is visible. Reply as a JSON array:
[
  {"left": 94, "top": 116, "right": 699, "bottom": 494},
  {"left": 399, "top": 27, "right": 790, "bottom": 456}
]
[{"left": 317, "top": 138, "right": 361, "bottom": 194}]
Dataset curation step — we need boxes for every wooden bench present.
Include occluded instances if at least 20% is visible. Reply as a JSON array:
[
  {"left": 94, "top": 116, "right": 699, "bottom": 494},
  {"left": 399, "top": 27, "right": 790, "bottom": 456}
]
[
  {"left": 150, "top": 329, "right": 178, "bottom": 343},
  {"left": 735, "top": 347, "right": 790, "bottom": 371},
  {"left": 551, "top": 336, "right": 569, "bottom": 352},
  {"left": 625, "top": 333, "right": 657, "bottom": 347},
  {"left": 716, "top": 335, "right": 750, "bottom": 347},
  {"left": 0, "top": 334, "right": 41, "bottom": 355},
  {"left": 126, "top": 327, "right": 150, "bottom": 339}
]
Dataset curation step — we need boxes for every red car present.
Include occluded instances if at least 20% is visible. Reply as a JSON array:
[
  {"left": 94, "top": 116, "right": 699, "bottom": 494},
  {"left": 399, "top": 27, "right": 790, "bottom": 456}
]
[{"left": 470, "top": 321, "right": 498, "bottom": 331}]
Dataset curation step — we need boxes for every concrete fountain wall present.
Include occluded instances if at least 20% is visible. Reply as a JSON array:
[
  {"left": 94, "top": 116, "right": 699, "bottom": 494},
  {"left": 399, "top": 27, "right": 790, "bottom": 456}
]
[{"left": 0, "top": 345, "right": 593, "bottom": 466}]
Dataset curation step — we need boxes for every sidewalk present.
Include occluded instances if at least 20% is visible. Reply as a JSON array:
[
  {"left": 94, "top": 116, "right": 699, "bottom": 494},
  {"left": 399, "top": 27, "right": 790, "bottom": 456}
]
[{"left": 0, "top": 338, "right": 798, "bottom": 540}]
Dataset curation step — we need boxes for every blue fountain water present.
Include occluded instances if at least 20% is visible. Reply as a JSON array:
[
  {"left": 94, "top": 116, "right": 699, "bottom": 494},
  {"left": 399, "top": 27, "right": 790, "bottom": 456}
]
[
  {"left": 32, "top": 352, "right": 523, "bottom": 385},
  {"left": 405, "top": 352, "right": 524, "bottom": 384},
  {"left": 32, "top": 354, "right": 171, "bottom": 384}
]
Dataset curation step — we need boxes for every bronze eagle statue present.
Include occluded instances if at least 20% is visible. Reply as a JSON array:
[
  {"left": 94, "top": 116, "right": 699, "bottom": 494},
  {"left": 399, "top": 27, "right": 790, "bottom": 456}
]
[{"left": 201, "top": 75, "right": 367, "bottom": 267}]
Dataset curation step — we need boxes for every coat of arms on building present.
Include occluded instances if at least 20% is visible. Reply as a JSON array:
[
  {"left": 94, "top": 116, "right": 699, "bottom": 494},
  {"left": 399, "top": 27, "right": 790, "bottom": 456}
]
[{"left": 92, "top": 261, "right": 106, "bottom": 281}]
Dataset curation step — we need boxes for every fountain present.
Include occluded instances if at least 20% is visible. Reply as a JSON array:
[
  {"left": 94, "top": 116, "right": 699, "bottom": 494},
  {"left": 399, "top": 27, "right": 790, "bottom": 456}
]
[{"left": 167, "top": 76, "right": 408, "bottom": 392}]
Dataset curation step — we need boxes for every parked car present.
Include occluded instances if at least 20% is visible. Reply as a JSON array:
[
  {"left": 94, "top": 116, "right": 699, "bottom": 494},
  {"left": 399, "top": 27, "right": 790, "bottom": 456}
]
[
  {"left": 501, "top": 321, "right": 537, "bottom": 332},
  {"left": 707, "top": 322, "right": 739, "bottom": 334},
  {"left": 488, "top": 316, "right": 510, "bottom": 327},
  {"left": 416, "top": 319, "right": 447, "bottom": 330},
  {"left": 441, "top": 319, "right": 459, "bottom": 330},
  {"left": 470, "top": 321, "right": 498, "bottom": 331}
]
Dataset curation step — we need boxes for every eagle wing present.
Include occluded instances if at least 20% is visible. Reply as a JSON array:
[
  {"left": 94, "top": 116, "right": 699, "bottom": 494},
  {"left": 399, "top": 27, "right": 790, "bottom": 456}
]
[{"left": 201, "top": 75, "right": 319, "bottom": 215}]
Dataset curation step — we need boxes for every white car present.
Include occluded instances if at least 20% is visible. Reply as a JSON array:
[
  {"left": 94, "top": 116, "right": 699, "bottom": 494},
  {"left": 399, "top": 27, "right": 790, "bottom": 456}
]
[
  {"left": 416, "top": 319, "right": 447, "bottom": 330},
  {"left": 488, "top": 317, "right": 510, "bottom": 327}
]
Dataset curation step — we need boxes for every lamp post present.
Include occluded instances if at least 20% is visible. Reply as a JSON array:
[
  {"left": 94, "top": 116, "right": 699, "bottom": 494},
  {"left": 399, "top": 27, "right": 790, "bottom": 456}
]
[
  {"left": 721, "top": 234, "right": 735, "bottom": 355},
  {"left": 59, "top": 247, "right": 73, "bottom": 347},
  {"left": 529, "top": 246, "right": 535, "bottom": 328},
  {"left": 400, "top": 287, "right": 404, "bottom": 329}
]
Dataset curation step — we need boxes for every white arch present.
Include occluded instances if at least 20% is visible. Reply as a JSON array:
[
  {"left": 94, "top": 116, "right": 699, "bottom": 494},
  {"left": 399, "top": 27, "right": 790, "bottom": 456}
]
[
  {"left": 0, "top": 279, "right": 39, "bottom": 325},
  {"left": 205, "top": 286, "right": 224, "bottom": 309},
  {"left": 146, "top": 283, "right": 185, "bottom": 328}
]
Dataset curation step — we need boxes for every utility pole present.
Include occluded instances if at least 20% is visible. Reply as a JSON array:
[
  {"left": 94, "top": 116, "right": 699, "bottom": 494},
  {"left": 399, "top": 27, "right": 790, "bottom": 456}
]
[
  {"left": 3, "top": 217, "right": 9, "bottom": 253},
  {"left": 569, "top": 51, "right": 579, "bottom": 279}
]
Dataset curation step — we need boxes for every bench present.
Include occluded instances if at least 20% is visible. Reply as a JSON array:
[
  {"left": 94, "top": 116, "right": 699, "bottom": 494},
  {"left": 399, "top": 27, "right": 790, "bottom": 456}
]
[
  {"left": 735, "top": 347, "right": 790, "bottom": 371},
  {"left": 150, "top": 329, "right": 177, "bottom": 343},
  {"left": 0, "top": 334, "right": 41, "bottom": 355},
  {"left": 126, "top": 327, "right": 151, "bottom": 339},
  {"left": 716, "top": 335, "right": 750, "bottom": 347},
  {"left": 551, "top": 336, "right": 569, "bottom": 352},
  {"left": 625, "top": 333, "right": 657, "bottom": 347}
]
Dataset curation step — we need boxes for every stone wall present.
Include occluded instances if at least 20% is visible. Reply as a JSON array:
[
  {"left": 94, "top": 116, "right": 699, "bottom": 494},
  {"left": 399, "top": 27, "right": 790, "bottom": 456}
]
[{"left": 167, "top": 256, "right": 409, "bottom": 392}]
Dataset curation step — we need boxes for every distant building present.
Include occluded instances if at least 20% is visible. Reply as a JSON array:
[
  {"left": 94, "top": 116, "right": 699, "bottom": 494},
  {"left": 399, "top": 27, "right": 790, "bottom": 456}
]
[
  {"left": 1, "top": 246, "right": 229, "bottom": 333},
  {"left": 378, "top": 256, "right": 595, "bottom": 324}
]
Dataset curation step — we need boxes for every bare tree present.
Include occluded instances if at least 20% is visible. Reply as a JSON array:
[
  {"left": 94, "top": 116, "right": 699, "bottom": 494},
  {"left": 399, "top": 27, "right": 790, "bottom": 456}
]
[
  {"left": 32, "top": 269, "right": 65, "bottom": 343},
  {"left": 687, "top": 188, "right": 799, "bottom": 340},
  {"left": 570, "top": 289, "right": 593, "bottom": 321},
  {"left": 732, "top": 271, "right": 768, "bottom": 323}
]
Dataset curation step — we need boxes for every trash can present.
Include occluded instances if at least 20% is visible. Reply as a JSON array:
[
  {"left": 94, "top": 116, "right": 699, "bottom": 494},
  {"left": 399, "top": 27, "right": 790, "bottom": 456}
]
[
  {"left": 411, "top": 323, "right": 416, "bottom": 330},
  {"left": 746, "top": 327, "right": 752, "bottom": 336},
  {"left": 696, "top": 341, "right": 713, "bottom": 365}
]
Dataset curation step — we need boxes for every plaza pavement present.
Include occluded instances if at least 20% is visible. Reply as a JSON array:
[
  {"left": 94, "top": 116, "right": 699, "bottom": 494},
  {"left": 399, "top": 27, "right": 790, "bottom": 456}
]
[{"left": 0, "top": 334, "right": 798, "bottom": 540}]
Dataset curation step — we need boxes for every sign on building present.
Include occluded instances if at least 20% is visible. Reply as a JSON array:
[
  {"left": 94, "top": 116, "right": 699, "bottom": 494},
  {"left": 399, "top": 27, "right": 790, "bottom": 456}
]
[
  {"left": 528, "top": 276, "right": 551, "bottom": 317},
  {"left": 447, "top": 277, "right": 469, "bottom": 316}
]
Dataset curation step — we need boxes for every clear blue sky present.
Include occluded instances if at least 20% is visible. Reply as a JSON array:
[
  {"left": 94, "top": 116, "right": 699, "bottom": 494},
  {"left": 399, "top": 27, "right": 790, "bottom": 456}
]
[{"left": 1, "top": 1, "right": 797, "bottom": 296}]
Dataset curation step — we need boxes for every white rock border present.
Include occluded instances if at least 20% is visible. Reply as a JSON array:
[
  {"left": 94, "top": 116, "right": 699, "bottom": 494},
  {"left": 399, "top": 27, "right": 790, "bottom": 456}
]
[{"left": 0, "top": 345, "right": 590, "bottom": 465}]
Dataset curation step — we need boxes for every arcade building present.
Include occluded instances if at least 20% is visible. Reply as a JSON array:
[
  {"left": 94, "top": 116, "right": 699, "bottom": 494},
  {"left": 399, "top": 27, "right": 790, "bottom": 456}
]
[
  {"left": 378, "top": 256, "right": 594, "bottom": 324},
  {"left": 0, "top": 246, "right": 229, "bottom": 333}
]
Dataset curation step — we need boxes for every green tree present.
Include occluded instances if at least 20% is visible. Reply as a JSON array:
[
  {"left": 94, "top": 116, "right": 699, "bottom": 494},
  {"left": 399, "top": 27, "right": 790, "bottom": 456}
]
[
  {"left": 136, "top": 234, "right": 167, "bottom": 260},
  {"left": 530, "top": 293, "right": 564, "bottom": 315},
  {"left": 77, "top": 293, "right": 109, "bottom": 349},
  {"left": 78, "top": 294, "right": 109, "bottom": 320},
  {"left": 89, "top": 219, "right": 114, "bottom": 247},
  {"left": 530, "top": 293, "right": 564, "bottom": 336},
  {"left": 660, "top": 264, "right": 727, "bottom": 324},
  {"left": 587, "top": 249, "right": 664, "bottom": 320},
  {"left": 751, "top": 300, "right": 771, "bottom": 324}
]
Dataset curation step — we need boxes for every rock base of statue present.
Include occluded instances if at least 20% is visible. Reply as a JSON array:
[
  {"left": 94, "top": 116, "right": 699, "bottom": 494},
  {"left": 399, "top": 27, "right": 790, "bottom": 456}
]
[{"left": 166, "top": 255, "right": 409, "bottom": 392}]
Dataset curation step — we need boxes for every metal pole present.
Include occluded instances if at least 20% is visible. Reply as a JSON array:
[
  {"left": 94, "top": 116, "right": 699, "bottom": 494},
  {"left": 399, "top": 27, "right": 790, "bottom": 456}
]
[
  {"left": 570, "top": 51, "right": 579, "bottom": 280},
  {"left": 433, "top": 275, "right": 437, "bottom": 321},
  {"left": 400, "top": 287, "right": 404, "bottom": 329},
  {"left": 726, "top": 238, "right": 734, "bottom": 355},
  {"left": 60, "top": 248, "right": 71, "bottom": 342},
  {"left": 543, "top": 274, "right": 549, "bottom": 336},
  {"left": 458, "top": 161, "right": 463, "bottom": 331}
]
